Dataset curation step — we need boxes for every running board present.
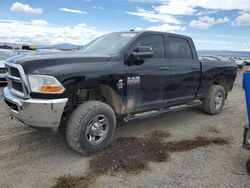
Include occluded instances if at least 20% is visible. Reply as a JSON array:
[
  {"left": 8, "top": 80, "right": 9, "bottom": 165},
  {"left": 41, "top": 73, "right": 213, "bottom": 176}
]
[{"left": 124, "top": 100, "right": 201, "bottom": 122}]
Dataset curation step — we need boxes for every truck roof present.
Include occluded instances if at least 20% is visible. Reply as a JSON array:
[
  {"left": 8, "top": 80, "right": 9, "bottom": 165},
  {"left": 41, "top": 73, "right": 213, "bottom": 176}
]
[{"left": 112, "top": 30, "right": 192, "bottom": 40}]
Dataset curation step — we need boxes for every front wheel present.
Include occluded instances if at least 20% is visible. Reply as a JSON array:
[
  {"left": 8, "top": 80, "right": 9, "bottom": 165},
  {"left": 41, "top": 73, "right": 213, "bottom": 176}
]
[
  {"left": 202, "top": 85, "right": 225, "bottom": 115},
  {"left": 66, "top": 101, "right": 116, "bottom": 155}
]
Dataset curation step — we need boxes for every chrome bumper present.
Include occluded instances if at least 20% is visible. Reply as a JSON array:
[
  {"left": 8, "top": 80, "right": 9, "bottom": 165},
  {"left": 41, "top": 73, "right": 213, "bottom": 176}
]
[{"left": 3, "top": 87, "right": 68, "bottom": 131}]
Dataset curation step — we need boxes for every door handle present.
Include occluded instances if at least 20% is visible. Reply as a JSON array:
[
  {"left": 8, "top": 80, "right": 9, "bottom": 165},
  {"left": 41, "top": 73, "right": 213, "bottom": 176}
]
[
  {"left": 191, "top": 66, "right": 200, "bottom": 70},
  {"left": 159, "top": 66, "right": 169, "bottom": 71}
]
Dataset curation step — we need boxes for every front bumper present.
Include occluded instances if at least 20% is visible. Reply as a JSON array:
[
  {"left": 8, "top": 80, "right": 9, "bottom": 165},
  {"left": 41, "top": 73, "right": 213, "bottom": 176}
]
[
  {"left": 243, "top": 127, "right": 250, "bottom": 150},
  {"left": 3, "top": 87, "right": 68, "bottom": 132}
]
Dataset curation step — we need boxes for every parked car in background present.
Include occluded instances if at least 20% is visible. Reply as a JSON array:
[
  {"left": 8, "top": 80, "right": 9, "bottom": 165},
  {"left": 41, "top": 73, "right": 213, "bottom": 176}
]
[
  {"left": 231, "top": 57, "right": 245, "bottom": 69},
  {"left": 199, "top": 56, "right": 221, "bottom": 61},
  {"left": 0, "top": 50, "right": 15, "bottom": 83},
  {"left": 235, "top": 60, "right": 244, "bottom": 69},
  {"left": 244, "top": 59, "right": 250, "bottom": 66},
  {"left": 199, "top": 55, "right": 230, "bottom": 62}
]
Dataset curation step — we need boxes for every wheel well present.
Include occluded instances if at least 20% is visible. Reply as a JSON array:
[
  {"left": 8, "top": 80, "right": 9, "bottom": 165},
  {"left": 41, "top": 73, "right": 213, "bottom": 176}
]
[
  {"left": 67, "top": 85, "right": 123, "bottom": 115},
  {"left": 98, "top": 84, "right": 123, "bottom": 114},
  {"left": 213, "top": 76, "right": 228, "bottom": 94}
]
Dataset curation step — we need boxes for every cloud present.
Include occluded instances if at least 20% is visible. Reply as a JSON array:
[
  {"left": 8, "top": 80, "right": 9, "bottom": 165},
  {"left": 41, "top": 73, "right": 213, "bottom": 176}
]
[
  {"left": 128, "top": 0, "right": 250, "bottom": 29},
  {"left": 194, "top": 39, "right": 250, "bottom": 51},
  {"left": 127, "top": 8, "right": 181, "bottom": 24},
  {"left": 59, "top": 8, "right": 88, "bottom": 14},
  {"left": 191, "top": 0, "right": 250, "bottom": 11},
  {"left": 241, "top": 9, "right": 250, "bottom": 14},
  {"left": 190, "top": 16, "right": 229, "bottom": 29},
  {"left": 10, "top": 2, "right": 43, "bottom": 14},
  {"left": 93, "top": 6, "right": 104, "bottom": 10},
  {"left": 135, "top": 24, "right": 185, "bottom": 32},
  {"left": 153, "top": 3, "right": 196, "bottom": 15},
  {"left": 235, "top": 14, "right": 250, "bottom": 25},
  {"left": 31, "top": 20, "right": 48, "bottom": 26},
  {"left": 0, "top": 19, "right": 105, "bottom": 45},
  {"left": 133, "top": 0, "right": 250, "bottom": 14}
]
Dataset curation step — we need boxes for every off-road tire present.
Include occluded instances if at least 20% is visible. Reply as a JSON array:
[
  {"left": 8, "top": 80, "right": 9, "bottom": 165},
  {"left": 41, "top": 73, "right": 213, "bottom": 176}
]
[
  {"left": 66, "top": 101, "right": 116, "bottom": 155},
  {"left": 202, "top": 85, "right": 225, "bottom": 115}
]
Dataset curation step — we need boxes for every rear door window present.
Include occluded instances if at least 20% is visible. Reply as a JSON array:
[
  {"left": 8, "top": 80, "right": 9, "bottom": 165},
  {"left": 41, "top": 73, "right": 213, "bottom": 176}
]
[{"left": 168, "top": 36, "right": 193, "bottom": 59}]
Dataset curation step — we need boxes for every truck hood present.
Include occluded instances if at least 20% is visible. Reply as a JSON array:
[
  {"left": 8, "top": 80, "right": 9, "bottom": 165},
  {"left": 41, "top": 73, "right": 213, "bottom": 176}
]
[{"left": 6, "top": 51, "right": 112, "bottom": 74}]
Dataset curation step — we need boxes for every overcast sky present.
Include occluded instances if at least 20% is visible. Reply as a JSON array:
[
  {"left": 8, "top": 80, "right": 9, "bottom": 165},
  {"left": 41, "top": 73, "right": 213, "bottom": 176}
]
[{"left": 1, "top": 0, "right": 250, "bottom": 51}]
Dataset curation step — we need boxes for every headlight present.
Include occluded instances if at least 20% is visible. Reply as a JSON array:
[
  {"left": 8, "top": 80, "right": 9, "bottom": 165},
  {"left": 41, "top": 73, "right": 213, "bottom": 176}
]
[{"left": 28, "top": 75, "right": 65, "bottom": 94}]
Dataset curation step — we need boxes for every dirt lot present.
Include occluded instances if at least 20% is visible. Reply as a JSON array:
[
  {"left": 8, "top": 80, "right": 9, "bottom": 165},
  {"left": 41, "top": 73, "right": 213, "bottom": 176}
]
[{"left": 1, "top": 68, "right": 250, "bottom": 188}]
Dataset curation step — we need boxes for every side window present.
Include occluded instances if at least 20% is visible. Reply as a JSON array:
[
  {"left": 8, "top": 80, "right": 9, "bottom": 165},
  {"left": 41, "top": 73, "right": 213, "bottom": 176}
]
[
  {"left": 168, "top": 36, "right": 193, "bottom": 59},
  {"left": 136, "top": 34, "right": 165, "bottom": 58}
]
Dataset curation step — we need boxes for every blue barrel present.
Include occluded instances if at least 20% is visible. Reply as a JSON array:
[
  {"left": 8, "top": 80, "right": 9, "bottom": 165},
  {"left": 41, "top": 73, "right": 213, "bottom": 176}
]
[
  {"left": 244, "top": 71, "right": 250, "bottom": 127},
  {"left": 243, "top": 71, "right": 250, "bottom": 149}
]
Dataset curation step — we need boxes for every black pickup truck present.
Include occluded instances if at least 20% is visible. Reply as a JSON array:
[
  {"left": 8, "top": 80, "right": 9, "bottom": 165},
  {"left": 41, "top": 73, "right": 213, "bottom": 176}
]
[{"left": 3, "top": 31, "right": 237, "bottom": 155}]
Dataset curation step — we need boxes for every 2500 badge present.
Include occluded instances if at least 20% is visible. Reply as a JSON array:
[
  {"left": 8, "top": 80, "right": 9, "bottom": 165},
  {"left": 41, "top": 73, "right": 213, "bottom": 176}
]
[{"left": 127, "top": 76, "right": 140, "bottom": 85}]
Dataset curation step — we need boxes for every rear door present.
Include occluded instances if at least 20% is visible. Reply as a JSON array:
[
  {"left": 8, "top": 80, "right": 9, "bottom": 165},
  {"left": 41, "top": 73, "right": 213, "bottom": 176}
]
[
  {"left": 125, "top": 34, "right": 171, "bottom": 112},
  {"left": 166, "top": 36, "right": 201, "bottom": 105}
]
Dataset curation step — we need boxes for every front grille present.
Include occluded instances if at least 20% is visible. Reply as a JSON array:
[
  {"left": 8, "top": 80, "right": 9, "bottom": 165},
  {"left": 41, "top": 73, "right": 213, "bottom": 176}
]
[
  {"left": 5, "top": 62, "right": 29, "bottom": 98},
  {"left": 12, "top": 81, "right": 24, "bottom": 93},
  {"left": 0, "top": 68, "right": 6, "bottom": 74},
  {"left": 9, "top": 67, "right": 20, "bottom": 77}
]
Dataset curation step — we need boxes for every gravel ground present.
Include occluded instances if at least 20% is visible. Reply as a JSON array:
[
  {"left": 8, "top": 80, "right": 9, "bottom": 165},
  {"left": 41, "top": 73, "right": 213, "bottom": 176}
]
[{"left": 0, "top": 68, "right": 250, "bottom": 188}]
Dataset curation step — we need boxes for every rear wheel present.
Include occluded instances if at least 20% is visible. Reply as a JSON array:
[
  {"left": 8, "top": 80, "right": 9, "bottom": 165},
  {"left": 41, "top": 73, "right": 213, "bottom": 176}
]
[
  {"left": 202, "top": 85, "right": 225, "bottom": 115},
  {"left": 66, "top": 101, "right": 116, "bottom": 155}
]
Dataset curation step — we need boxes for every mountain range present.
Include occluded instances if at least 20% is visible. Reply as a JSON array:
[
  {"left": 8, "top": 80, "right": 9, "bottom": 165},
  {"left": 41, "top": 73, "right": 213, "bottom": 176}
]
[
  {"left": 198, "top": 50, "right": 250, "bottom": 57},
  {"left": 1, "top": 43, "right": 250, "bottom": 57}
]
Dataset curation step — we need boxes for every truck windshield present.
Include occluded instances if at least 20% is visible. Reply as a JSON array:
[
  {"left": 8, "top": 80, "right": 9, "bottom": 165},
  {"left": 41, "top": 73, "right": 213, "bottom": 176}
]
[{"left": 81, "top": 33, "right": 137, "bottom": 55}]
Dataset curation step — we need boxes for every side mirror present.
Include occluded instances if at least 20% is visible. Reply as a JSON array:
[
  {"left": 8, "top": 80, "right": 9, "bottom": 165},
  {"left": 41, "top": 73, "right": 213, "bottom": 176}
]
[
  {"left": 132, "top": 46, "right": 154, "bottom": 59},
  {"left": 124, "top": 46, "right": 154, "bottom": 66}
]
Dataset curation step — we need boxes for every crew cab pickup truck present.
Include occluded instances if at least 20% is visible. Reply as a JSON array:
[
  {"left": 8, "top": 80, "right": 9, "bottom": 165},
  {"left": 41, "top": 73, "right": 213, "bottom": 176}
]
[{"left": 3, "top": 31, "right": 237, "bottom": 155}]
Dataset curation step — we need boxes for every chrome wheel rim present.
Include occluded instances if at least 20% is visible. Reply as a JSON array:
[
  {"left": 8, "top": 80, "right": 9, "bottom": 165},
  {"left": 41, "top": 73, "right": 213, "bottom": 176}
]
[
  {"left": 85, "top": 114, "right": 109, "bottom": 145},
  {"left": 214, "top": 92, "right": 223, "bottom": 110}
]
